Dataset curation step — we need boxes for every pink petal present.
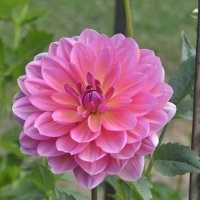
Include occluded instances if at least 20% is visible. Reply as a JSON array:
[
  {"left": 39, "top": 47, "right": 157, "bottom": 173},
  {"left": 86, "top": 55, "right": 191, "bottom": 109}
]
[
  {"left": 13, "top": 90, "right": 26, "bottom": 103},
  {"left": 162, "top": 102, "right": 176, "bottom": 123},
  {"left": 42, "top": 68, "right": 77, "bottom": 93},
  {"left": 52, "top": 92, "right": 78, "bottom": 109},
  {"left": 56, "top": 134, "right": 89, "bottom": 155},
  {"left": 24, "top": 112, "right": 50, "bottom": 140},
  {"left": 127, "top": 117, "right": 149, "bottom": 143},
  {"left": 70, "top": 119, "right": 100, "bottom": 142},
  {"left": 104, "top": 156, "right": 128, "bottom": 175},
  {"left": 97, "top": 103, "right": 109, "bottom": 113},
  {"left": 102, "top": 110, "right": 136, "bottom": 131},
  {"left": 113, "top": 45, "right": 139, "bottom": 79},
  {"left": 111, "top": 141, "right": 141, "bottom": 159},
  {"left": 150, "top": 82, "right": 173, "bottom": 109},
  {"left": 57, "top": 38, "right": 76, "bottom": 61},
  {"left": 26, "top": 61, "right": 42, "bottom": 79},
  {"left": 88, "top": 113, "right": 102, "bottom": 132},
  {"left": 95, "top": 127, "right": 127, "bottom": 153},
  {"left": 139, "top": 49, "right": 155, "bottom": 58},
  {"left": 13, "top": 112, "right": 25, "bottom": 125},
  {"left": 18, "top": 75, "right": 31, "bottom": 96},
  {"left": 34, "top": 53, "right": 48, "bottom": 61},
  {"left": 102, "top": 63, "right": 121, "bottom": 93},
  {"left": 35, "top": 112, "right": 75, "bottom": 137},
  {"left": 48, "top": 154, "right": 78, "bottom": 174},
  {"left": 127, "top": 92, "right": 157, "bottom": 117},
  {"left": 145, "top": 110, "right": 168, "bottom": 134},
  {"left": 78, "top": 141, "right": 107, "bottom": 162},
  {"left": 70, "top": 43, "right": 95, "bottom": 81},
  {"left": 25, "top": 78, "right": 52, "bottom": 94},
  {"left": 72, "top": 36, "right": 79, "bottom": 41},
  {"left": 74, "top": 166, "right": 106, "bottom": 189},
  {"left": 78, "top": 29, "right": 99, "bottom": 46},
  {"left": 52, "top": 108, "right": 83, "bottom": 124},
  {"left": 12, "top": 96, "right": 40, "bottom": 120},
  {"left": 37, "top": 138, "right": 65, "bottom": 157},
  {"left": 160, "top": 67, "right": 165, "bottom": 82},
  {"left": 136, "top": 133, "right": 159, "bottom": 156},
  {"left": 114, "top": 72, "right": 147, "bottom": 97},
  {"left": 19, "top": 131, "right": 40, "bottom": 149},
  {"left": 111, "top": 34, "right": 126, "bottom": 47},
  {"left": 90, "top": 34, "right": 116, "bottom": 56},
  {"left": 117, "top": 155, "right": 144, "bottom": 181},
  {"left": 75, "top": 154, "right": 108, "bottom": 175},
  {"left": 94, "top": 48, "right": 113, "bottom": 83},
  {"left": 48, "top": 42, "right": 58, "bottom": 56},
  {"left": 108, "top": 94, "right": 132, "bottom": 110},
  {"left": 30, "top": 90, "right": 62, "bottom": 111},
  {"left": 77, "top": 106, "right": 90, "bottom": 118},
  {"left": 20, "top": 146, "right": 39, "bottom": 156}
]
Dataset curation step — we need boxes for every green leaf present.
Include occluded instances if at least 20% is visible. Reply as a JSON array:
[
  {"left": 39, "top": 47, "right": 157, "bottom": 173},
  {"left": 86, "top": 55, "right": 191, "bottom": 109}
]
[
  {"left": 168, "top": 56, "right": 195, "bottom": 105},
  {"left": 181, "top": 31, "right": 196, "bottom": 61},
  {"left": 153, "top": 143, "right": 200, "bottom": 176},
  {"left": 59, "top": 192, "right": 76, "bottom": 200},
  {"left": 52, "top": 187, "right": 60, "bottom": 200},
  {"left": 18, "top": 30, "right": 53, "bottom": 60},
  {"left": 122, "top": 181, "right": 132, "bottom": 200},
  {"left": 175, "top": 98, "right": 193, "bottom": 120},
  {"left": 31, "top": 162, "right": 54, "bottom": 194},
  {"left": 125, "top": 176, "right": 152, "bottom": 200},
  {"left": 151, "top": 182, "right": 182, "bottom": 200},
  {"left": 59, "top": 188, "right": 90, "bottom": 200},
  {"left": 0, "top": 37, "right": 5, "bottom": 68},
  {"left": 0, "top": 0, "right": 18, "bottom": 20},
  {"left": 105, "top": 175, "right": 119, "bottom": 192},
  {"left": 55, "top": 173, "right": 76, "bottom": 183}
]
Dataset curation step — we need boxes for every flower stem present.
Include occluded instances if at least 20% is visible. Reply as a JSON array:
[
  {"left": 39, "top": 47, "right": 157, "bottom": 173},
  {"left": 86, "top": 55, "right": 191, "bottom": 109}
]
[
  {"left": 124, "top": 0, "right": 133, "bottom": 38},
  {"left": 145, "top": 124, "right": 169, "bottom": 179},
  {"left": 91, "top": 187, "right": 97, "bottom": 200}
]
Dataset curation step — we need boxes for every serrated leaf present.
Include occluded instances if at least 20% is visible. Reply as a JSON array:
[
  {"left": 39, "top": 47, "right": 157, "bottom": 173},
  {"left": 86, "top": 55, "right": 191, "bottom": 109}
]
[
  {"left": 153, "top": 143, "right": 200, "bottom": 176},
  {"left": 59, "top": 188, "right": 90, "bottom": 200},
  {"left": 181, "top": 31, "right": 196, "bottom": 61},
  {"left": 125, "top": 176, "right": 152, "bottom": 200},
  {"left": 175, "top": 98, "right": 193, "bottom": 120},
  {"left": 31, "top": 162, "right": 54, "bottom": 193},
  {"left": 168, "top": 56, "right": 195, "bottom": 105},
  {"left": 105, "top": 175, "right": 119, "bottom": 192}
]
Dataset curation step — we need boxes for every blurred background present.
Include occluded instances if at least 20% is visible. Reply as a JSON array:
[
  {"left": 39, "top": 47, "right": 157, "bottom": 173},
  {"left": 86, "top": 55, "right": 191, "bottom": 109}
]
[{"left": 0, "top": 0, "right": 198, "bottom": 199}]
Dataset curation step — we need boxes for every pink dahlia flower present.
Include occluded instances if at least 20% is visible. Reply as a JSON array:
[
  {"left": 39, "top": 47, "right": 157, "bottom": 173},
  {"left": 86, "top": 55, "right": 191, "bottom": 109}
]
[{"left": 12, "top": 29, "right": 176, "bottom": 189}]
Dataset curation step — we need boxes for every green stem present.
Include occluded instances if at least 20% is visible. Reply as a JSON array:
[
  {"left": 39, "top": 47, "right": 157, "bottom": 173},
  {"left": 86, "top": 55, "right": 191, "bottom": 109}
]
[
  {"left": 145, "top": 124, "right": 169, "bottom": 179},
  {"left": 42, "top": 157, "right": 46, "bottom": 166},
  {"left": 124, "top": 0, "right": 133, "bottom": 38},
  {"left": 13, "top": 22, "right": 21, "bottom": 49},
  {"left": 116, "top": 176, "right": 127, "bottom": 200},
  {"left": 91, "top": 187, "right": 97, "bottom": 200}
]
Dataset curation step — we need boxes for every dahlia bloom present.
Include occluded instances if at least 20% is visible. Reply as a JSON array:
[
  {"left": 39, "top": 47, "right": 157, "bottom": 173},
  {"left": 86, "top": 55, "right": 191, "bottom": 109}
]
[{"left": 12, "top": 29, "right": 176, "bottom": 189}]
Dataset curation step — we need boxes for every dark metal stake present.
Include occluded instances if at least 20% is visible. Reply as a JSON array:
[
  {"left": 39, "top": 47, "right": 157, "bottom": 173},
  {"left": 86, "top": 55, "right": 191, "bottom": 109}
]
[{"left": 189, "top": 0, "right": 200, "bottom": 199}]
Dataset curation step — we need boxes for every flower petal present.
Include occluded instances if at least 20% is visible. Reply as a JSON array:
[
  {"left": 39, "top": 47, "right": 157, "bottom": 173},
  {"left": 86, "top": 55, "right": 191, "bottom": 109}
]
[
  {"left": 93, "top": 48, "right": 113, "bottom": 83},
  {"left": 48, "top": 154, "right": 78, "bottom": 174},
  {"left": 136, "top": 133, "right": 159, "bottom": 156},
  {"left": 127, "top": 117, "right": 149, "bottom": 143},
  {"left": 78, "top": 29, "right": 99, "bottom": 46},
  {"left": 111, "top": 141, "right": 141, "bottom": 159},
  {"left": 12, "top": 96, "right": 40, "bottom": 120},
  {"left": 162, "top": 102, "right": 176, "bottom": 123},
  {"left": 34, "top": 53, "right": 48, "bottom": 61},
  {"left": 88, "top": 113, "right": 102, "bottom": 132},
  {"left": 127, "top": 92, "right": 157, "bottom": 117},
  {"left": 20, "top": 146, "right": 39, "bottom": 156},
  {"left": 18, "top": 75, "right": 31, "bottom": 96},
  {"left": 13, "top": 90, "right": 26, "bottom": 103},
  {"left": 102, "top": 110, "right": 136, "bottom": 131},
  {"left": 78, "top": 141, "right": 107, "bottom": 162},
  {"left": 139, "top": 49, "right": 155, "bottom": 58},
  {"left": 108, "top": 94, "right": 132, "bottom": 110},
  {"left": 70, "top": 119, "right": 100, "bottom": 142},
  {"left": 74, "top": 166, "right": 106, "bottom": 189},
  {"left": 30, "top": 90, "right": 62, "bottom": 111},
  {"left": 25, "top": 78, "right": 52, "bottom": 94},
  {"left": 56, "top": 134, "right": 89, "bottom": 155},
  {"left": 111, "top": 34, "right": 126, "bottom": 47},
  {"left": 26, "top": 61, "right": 42, "bottom": 79},
  {"left": 114, "top": 72, "right": 147, "bottom": 97},
  {"left": 24, "top": 112, "right": 50, "bottom": 140},
  {"left": 104, "top": 156, "right": 128, "bottom": 175},
  {"left": 95, "top": 127, "right": 127, "bottom": 153},
  {"left": 117, "top": 155, "right": 144, "bottom": 181},
  {"left": 48, "top": 42, "right": 58, "bottom": 56},
  {"left": 52, "top": 109, "right": 83, "bottom": 124},
  {"left": 75, "top": 154, "right": 108, "bottom": 175},
  {"left": 35, "top": 112, "right": 75, "bottom": 137},
  {"left": 37, "top": 138, "right": 65, "bottom": 157}
]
